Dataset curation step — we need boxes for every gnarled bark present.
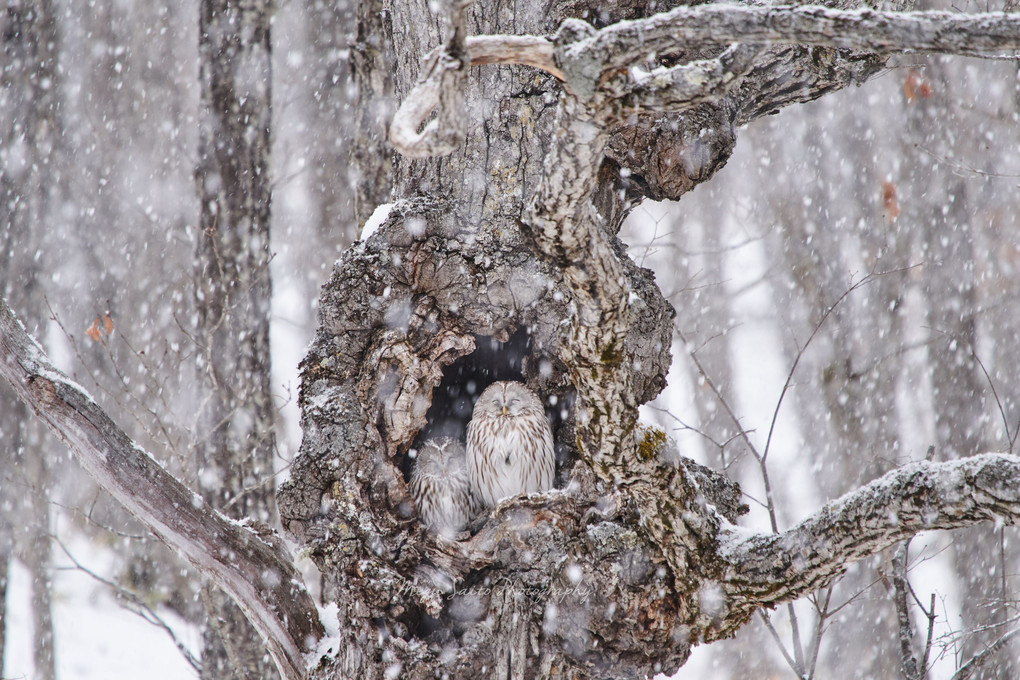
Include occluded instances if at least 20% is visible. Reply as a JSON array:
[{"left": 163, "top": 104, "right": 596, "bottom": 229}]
[{"left": 278, "top": 2, "right": 1020, "bottom": 678}]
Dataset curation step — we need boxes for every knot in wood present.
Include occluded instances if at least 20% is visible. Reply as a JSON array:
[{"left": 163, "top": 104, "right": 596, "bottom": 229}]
[{"left": 27, "top": 373, "right": 58, "bottom": 407}]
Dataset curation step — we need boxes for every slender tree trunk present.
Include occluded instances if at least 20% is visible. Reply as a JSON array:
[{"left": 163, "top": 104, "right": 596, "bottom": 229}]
[
  {"left": 1, "top": 2, "right": 61, "bottom": 677},
  {"left": 195, "top": 1, "right": 279, "bottom": 678},
  {"left": 0, "top": 552, "right": 6, "bottom": 674},
  {"left": 303, "top": 0, "right": 358, "bottom": 247},
  {"left": 25, "top": 446, "right": 55, "bottom": 680},
  {"left": 902, "top": 51, "right": 1015, "bottom": 678}
]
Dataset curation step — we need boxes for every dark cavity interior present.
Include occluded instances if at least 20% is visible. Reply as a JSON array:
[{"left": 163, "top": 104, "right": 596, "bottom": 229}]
[{"left": 418, "top": 329, "right": 531, "bottom": 443}]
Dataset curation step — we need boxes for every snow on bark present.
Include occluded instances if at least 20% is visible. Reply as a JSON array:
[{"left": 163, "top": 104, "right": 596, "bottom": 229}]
[{"left": 713, "top": 454, "right": 1020, "bottom": 638}]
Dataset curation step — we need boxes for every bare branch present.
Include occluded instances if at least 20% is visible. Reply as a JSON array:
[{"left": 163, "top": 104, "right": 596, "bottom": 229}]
[
  {"left": 806, "top": 587, "right": 833, "bottom": 679},
  {"left": 788, "top": 600, "right": 807, "bottom": 678},
  {"left": 759, "top": 609, "right": 804, "bottom": 676},
  {"left": 716, "top": 454, "right": 1020, "bottom": 626},
  {"left": 392, "top": 6, "right": 1020, "bottom": 159},
  {"left": 588, "top": 6, "right": 1020, "bottom": 80},
  {"left": 425, "top": 7, "right": 1020, "bottom": 106},
  {"left": 466, "top": 35, "right": 563, "bottom": 81},
  {"left": 764, "top": 266, "right": 919, "bottom": 464},
  {"left": 0, "top": 297, "right": 323, "bottom": 680},
  {"left": 953, "top": 626, "right": 1020, "bottom": 680},
  {"left": 922, "top": 592, "right": 937, "bottom": 675},
  {"left": 54, "top": 538, "right": 203, "bottom": 673},
  {"left": 893, "top": 542, "right": 922, "bottom": 680}
]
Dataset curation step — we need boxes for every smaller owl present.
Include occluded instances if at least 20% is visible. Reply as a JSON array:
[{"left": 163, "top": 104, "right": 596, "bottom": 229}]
[
  {"left": 467, "top": 381, "right": 555, "bottom": 508},
  {"left": 410, "top": 437, "right": 478, "bottom": 536}
]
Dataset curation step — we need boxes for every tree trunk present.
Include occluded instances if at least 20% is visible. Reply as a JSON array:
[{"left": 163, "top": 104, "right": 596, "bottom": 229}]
[
  {"left": 0, "top": 553, "right": 6, "bottom": 673},
  {"left": 2, "top": 1, "right": 1020, "bottom": 679},
  {"left": 25, "top": 479, "right": 55, "bottom": 680},
  {"left": 195, "top": 0, "right": 279, "bottom": 678},
  {"left": 911, "top": 55, "right": 1015, "bottom": 678},
  {"left": 1, "top": 1, "right": 62, "bottom": 676},
  {"left": 277, "top": 1, "right": 1020, "bottom": 679}
]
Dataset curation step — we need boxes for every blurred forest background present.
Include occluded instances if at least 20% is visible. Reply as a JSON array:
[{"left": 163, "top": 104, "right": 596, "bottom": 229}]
[{"left": 1, "top": 0, "right": 1018, "bottom": 678}]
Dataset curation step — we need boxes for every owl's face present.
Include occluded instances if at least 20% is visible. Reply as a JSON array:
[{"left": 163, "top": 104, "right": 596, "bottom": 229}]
[
  {"left": 415, "top": 437, "right": 467, "bottom": 478},
  {"left": 473, "top": 381, "right": 542, "bottom": 419}
]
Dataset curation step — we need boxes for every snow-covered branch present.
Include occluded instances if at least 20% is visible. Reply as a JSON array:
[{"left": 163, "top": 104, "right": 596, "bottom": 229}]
[
  {"left": 585, "top": 6, "right": 1020, "bottom": 84},
  {"left": 715, "top": 454, "right": 1020, "bottom": 632},
  {"left": 606, "top": 43, "right": 764, "bottom": 112},
  {"left": 0, "top": 298, "right": 323, "bottom": 680},
  {"left": 390, "top": 5, "right": 1020, "bottom": 153}
]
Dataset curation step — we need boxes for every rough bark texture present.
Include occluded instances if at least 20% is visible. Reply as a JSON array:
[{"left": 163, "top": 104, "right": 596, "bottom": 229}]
[
  {"left": 0, "top": 554, "right": 6, "bottom": 670},
  {"left": 276, "top": 1, "right": 1020, "bottom": 679},
  {"left": 194, "top": 0, "right": 280, "bottom": 678}
]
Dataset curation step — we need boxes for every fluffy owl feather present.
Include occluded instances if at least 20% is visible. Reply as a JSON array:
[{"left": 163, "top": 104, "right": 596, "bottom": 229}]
[
  {"left": 410, "top": 437, "right": 478, "bottom": 536},
  {"left": 466, "top": 381, "right": 555, "bottom": 508}
]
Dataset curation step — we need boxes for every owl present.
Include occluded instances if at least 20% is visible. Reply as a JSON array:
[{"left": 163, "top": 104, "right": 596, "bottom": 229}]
[
  {"left": 466, "top": 381, "right": 555, "bottom": 508},
  {"left": 410, "top": 437, "right": 478, "bottom": 536}
]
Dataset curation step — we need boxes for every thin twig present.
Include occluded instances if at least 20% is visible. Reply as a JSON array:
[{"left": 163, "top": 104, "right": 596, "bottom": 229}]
[
  {"left": 952, "top": 626, "right": 1020, "bottom": 680},
  {"left": 676, "top": 327, "right": 762, "bottom": 460},
  {"left": 645, "top": 403, "right": 745, "bottom": 469},
  {"left": 54, "top": 537, "right": 202, "bottom": 673},
  {"left": 806, "top": 587, "right": 833, "bottom": 680},
  {"left": 762, "top": 265, "right": 920, "bottom": 464},
  {"left": 677, "top": 325, "right": 784, "bottom": 534},
  {"left": 759, "top": 610, "right": 805, "bottom": 678},
  {"left": 916, "top": 143, "right": 1020, "bottom": 180},
  {"left": 892, "top": 541, "right": 922, "bottom": 680},
  {"left": 788, "top": 600, "right": 807, "bottom": 677},
  {"left": 922, "top": 592, "right": 937, "bottom": 676},
  {"left": 927, "top": 326, "right": 1017, "bottom": 453}
]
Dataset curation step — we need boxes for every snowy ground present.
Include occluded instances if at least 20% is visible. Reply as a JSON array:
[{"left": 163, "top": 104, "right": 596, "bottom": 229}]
[{"left": 4, "top": 545, "right": 200, "bottom": 680}]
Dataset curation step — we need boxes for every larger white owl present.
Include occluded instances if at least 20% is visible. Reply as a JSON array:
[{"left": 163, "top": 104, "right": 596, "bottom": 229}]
[{"left": 466, "top": 381, "right": 555, "bottom": 508}]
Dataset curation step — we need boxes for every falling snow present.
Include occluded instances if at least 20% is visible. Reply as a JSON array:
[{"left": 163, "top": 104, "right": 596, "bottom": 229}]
[{"left": 1, "top": 0, "right": 1019, "bottom": 678}]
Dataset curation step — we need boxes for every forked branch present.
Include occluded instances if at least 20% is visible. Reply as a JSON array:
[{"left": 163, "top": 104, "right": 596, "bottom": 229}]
[
  {"left": 715, "top": 453, "right": 1020, "bottom": 631},
  {"left": 390, "top": 5, "right": 1020, "bottom": 155}
]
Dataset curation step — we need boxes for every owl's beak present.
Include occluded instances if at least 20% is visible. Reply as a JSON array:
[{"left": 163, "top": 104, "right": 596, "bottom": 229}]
[{"left": 501, "top": 405, "right": 507, "bottom": 416}]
